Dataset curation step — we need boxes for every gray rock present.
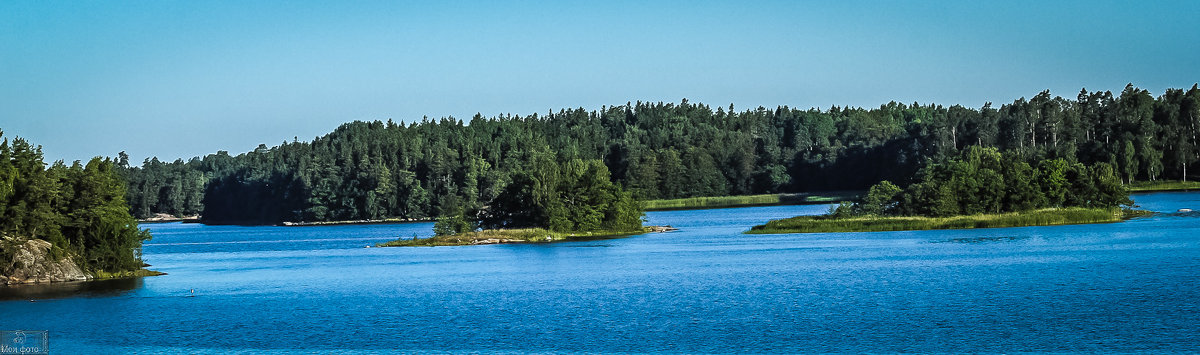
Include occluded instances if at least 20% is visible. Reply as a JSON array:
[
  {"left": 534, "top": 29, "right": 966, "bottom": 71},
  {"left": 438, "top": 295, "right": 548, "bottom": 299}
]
[{"left": 1, "top": 237, "right": 92, "bottom": 285}]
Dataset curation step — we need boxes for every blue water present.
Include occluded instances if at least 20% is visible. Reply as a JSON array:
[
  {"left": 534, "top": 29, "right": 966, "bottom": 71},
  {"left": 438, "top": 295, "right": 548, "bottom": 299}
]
[{"left": 3, "top": 192, "right": 1200, "bottom": 353}]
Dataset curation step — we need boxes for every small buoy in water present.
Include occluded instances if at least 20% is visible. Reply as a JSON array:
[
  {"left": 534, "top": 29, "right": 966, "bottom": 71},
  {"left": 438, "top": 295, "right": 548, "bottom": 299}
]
[
  {"left": 1180, "top": 208, "right": 1193, "bottom": 212},
  {"left": 189, "top": 289, "right": 195, "bottom": 297}
]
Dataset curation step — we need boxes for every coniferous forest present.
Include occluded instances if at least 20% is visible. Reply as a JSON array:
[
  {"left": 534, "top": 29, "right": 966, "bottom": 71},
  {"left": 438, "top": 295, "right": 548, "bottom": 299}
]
[
  {"left": 118, "top": 84, "right": 1200, "bottom": 225},
  {"left": 1, "top": 131, "right": 150, "bottom": 273}
]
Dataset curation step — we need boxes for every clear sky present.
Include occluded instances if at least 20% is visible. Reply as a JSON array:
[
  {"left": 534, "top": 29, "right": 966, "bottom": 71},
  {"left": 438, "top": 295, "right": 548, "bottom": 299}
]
[{"left": 2, "top": 1, "right": 1198, "bottom": 164}]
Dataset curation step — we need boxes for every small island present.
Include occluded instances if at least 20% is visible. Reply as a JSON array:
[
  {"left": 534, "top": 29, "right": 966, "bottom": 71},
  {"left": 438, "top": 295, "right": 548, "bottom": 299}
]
[
  {"left": 640, "top": 191, "right": 859, "bottom": 211},
  {"left": 749, "top": 147, "right": 1150, "bottom": 234},
  {"left": 1, "top": 131, "right": 160, "bottom": 285},
  {"left": 377, "top": 158, "right": 660, "bottom": 247},
  {"left": 377, "top": 226, "right": 677, "bottom": 247}
]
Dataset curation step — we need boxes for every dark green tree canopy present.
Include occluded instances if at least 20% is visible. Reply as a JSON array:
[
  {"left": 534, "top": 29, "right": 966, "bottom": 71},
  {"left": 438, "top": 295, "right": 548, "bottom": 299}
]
[
  {"left": 853, "top": 146, "right": 1130, "bottom": 218},
  {"left": 1, "top": 130, "right": 149, "bottom": 273},
  {"left": 479, "top": 158, "right": 642, "bottom": 233}
]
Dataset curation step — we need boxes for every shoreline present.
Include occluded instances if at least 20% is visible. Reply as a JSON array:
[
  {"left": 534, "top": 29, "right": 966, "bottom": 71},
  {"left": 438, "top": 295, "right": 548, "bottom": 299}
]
[
  {"left": 138, "top": 218, "right": 200, "bottom": 224},
  {"left": 642, "top": 191, "right": 860, "bottom": 211},
  {"left": 1129, "top": 188, "right": 1200, "bottom": 193},
  {"left": 375, "top": 226, "right": 678, "bottom": 247},
  {"left": 91, "top": 269, "right": 167, "bottom": 280},
  {"left": 279, "top": 218, "right": 434, "bottom": 227},
  {"left": 1128, "top": 180, "right": 1200, "bottom": 193},
  {"left": 2, "top": 268, "right": 165, "bottom": 287},
  {"left": 139, "top": 189, "right": 1191, "bottom": 226},
  {"left": 137, "top": 216, "right": 201, "bottom": 224},
  {"left": 747, "top": 208, "right": 1150, "bottom": 234}
]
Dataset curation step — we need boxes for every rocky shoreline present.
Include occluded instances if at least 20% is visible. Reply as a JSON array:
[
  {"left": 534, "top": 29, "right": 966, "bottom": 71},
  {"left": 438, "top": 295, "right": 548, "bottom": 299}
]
[
  {"left": 137, "top": 213, "right": 200, "bottom": 224},
  {"left": 1, "top": 237, "right": 163, "bottom": 286},
  {"left": 0, "top": 238, "right": 91, "bottom": 285}
]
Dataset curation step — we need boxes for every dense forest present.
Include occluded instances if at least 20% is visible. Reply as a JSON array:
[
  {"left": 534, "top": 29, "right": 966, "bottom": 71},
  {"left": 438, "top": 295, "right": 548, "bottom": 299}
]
[
  {"left": 844, "top": 146, "right": 1130, "bottom": 218},
  {"left": 119, "top": 84, "right": 1200, "bottom": 225},
  {"left": 0, "top": 130, "right": 150, "bottom": 273}
]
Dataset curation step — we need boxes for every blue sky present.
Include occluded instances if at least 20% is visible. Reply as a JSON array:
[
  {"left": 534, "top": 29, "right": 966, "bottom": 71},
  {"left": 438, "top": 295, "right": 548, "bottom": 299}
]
[{"left": 2, "top": 1, "right": 1198, "bottom": 163}]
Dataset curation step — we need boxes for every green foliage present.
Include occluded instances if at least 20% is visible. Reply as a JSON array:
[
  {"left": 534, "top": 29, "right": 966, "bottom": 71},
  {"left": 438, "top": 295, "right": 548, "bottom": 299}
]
[
  {"left": 1128, "top": 180, "right": 1200, "bottom": 192},
  {"left": 115, "top": 152, "right": 207, "bottom": 218},
  {"left": 480, "top": 158, "right": 643, "bottom": 233},
  {"left": 0, "top": 131, "right": 148, "bottom": 273},
  {"left": 828, "top": 201, "right": 856, "bottom": 219},
  {"left": 852, "top": 147, "right": 1131, "bottom": 218},
  {"left": 431, "top": 195, "right": 475, "bottom": 236},
  {"left": 858, "top": 180, "right": 901, "bottom": 215},
  {"left": 432, "top": 214, "right": 474, "bottom": 236},
  {"left": 115, "top": 85, "right": 1200, "bottom": 224},
  {"left": 1038, "top": 159, "right": 1070, "bottom": 206}
]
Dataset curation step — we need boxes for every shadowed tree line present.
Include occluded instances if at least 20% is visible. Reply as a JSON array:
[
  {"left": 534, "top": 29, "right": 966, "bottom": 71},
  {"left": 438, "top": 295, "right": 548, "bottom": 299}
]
[{"left": 118, "top": 84, "right": 1200, "bottom": 225}]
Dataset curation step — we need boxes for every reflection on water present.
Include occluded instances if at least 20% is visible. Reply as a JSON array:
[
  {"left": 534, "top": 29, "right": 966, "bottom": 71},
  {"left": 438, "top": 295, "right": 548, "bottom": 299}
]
[{"left": 0, "top": 277, "right": 144, "bottom": 301}]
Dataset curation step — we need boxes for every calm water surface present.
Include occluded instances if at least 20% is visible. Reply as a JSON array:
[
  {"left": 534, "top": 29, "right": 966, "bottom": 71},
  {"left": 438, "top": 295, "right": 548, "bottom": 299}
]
[{"left": 3, "top": 192, "right": 1200, "bottom": 353}]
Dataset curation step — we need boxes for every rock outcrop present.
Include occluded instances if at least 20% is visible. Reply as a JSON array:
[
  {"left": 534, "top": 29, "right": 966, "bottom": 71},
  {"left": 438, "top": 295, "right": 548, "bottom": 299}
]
[
  {"left": 648, "top": 225, "right": 678, "bottom": 233},
  {"left": 0, "top": 237, "right": 92, "bottom": 285}
]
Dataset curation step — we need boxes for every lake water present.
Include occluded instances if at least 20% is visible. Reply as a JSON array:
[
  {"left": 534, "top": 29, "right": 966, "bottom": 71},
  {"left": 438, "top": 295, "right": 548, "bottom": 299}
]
[{"left": 3, "top": 192, "right": 1200, "bottom": 353}]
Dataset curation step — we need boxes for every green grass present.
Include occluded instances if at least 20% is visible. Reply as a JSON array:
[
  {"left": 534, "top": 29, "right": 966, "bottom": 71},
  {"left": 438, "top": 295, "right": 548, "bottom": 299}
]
[
  {"left": 375, "top": 227, "right": 653, "bottom": 247},
  {"left": 641, "top": 192, "right": 860, "bottom": 211},
  {"left": 92, "top": 269, "right": 166, "bottom": 279},
  {"left": 1128, "top": 180, "right": 1200, "bottom": 192},
  {"left": 747, "top": 207, "right": 1149, "bottom": 234}
]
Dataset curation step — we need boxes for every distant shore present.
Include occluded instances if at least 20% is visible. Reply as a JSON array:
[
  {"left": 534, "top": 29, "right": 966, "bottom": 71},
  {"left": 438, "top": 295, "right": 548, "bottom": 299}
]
[
  {"left": 137, "top": 214, "right": 200, "bottom": 224},
  {"left": 142, "top": 186, "right": 1190, "bottom": 227},
  {"left": 1128, "top": 180, "right": 1200, "bottom": 193},
  {"left": 279, "top": 218, "right": 434, "bottom": 227},
  {"left": 375, "top": 226, "right": 678, "bottom": 247},
  {"left": 642, "top": 191, "right": 860, "bottom": 211}
]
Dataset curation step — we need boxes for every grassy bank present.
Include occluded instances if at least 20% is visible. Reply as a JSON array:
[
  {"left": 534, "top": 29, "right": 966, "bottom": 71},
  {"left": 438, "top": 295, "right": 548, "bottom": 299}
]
[
  {"left": 92, "top": 269, "right": 166, "bottom": 279},
  {"left": 747, "top": 207, "right": 1149, "bottom": 234},
  {"left": 375, "top": 227, "right": 670, "bottom": 247},
  {"left": 1128, "top": 180, "right": 1200, "bottom": 192},
  {"left": 642, "top": 191, "right": 859, "bottom": 211}
]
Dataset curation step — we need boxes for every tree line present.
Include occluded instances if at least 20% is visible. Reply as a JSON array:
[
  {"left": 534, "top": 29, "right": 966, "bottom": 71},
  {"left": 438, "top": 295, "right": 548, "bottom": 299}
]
[
  {"left": 117, "top": 84, "right": 1200, "bottom": 224},
  {"left": 846, "top": 146, "right": 1129, "bottom": 218},
  {"left": 1, "top": 130, "right": 150, "bottom": 273}
]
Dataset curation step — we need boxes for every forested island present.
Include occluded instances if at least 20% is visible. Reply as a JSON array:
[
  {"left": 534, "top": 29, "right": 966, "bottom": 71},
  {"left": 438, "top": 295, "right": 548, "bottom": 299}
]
[
  {"left": 0, "top": 131, "right": 156, "bottom": 284},
  {"left": 118, "top": 84, "right": 1200, "bottom": 228},
  {"left": 377, "top": 158, "right": 647, "bottom": 247},
  {"left": 749, "top": 147, "right": 1147, "bottom": 233}
]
